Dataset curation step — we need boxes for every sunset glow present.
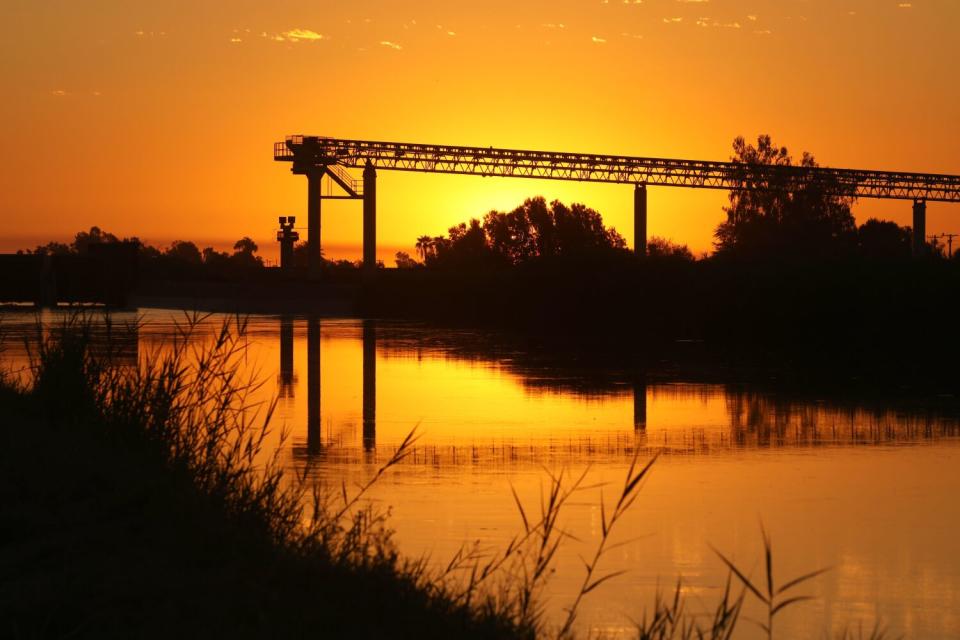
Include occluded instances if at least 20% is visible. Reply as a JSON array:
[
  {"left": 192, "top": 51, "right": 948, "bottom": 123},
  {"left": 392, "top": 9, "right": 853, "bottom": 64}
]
[{"left": 3, "top": 1, "right": 958, "bottom": 260}]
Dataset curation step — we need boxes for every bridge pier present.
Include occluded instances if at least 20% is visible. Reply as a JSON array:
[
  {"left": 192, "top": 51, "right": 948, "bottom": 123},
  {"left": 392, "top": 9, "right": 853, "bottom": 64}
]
[
  {"left": 307, "top": 169, "right": 323, "bottom": 275},
  {"left": 912, "top": 198, "right": 927, "bottom": 257},
  {"left": 634, "top": 184, "right": 647, "bottom": 256},
  {"left": 363, "top": 161, "right": 377, "bottom": 274}
]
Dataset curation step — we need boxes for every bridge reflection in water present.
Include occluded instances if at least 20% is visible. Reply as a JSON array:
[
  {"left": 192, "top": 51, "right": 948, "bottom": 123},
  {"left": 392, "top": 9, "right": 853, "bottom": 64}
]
[
  {"left": 280, "top": 316, "right": 666, "bottom": 459},
  {"left": 249, "top": 314, "right": 960, "bottom": 640},
  {"left": 362, "top": 320, "right": 376, "bottom": 451},
  {"left": 279, "top": 317, "right": 958, "bottom": 464},
  {"left": 306, "top": 316, "right": 321, "bottom": 455}
]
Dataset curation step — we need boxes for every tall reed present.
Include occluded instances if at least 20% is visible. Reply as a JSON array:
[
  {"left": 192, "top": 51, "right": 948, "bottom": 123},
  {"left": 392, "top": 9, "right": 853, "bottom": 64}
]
[{"left": 15, "top": 311, "right": 898, "bottom": 640}]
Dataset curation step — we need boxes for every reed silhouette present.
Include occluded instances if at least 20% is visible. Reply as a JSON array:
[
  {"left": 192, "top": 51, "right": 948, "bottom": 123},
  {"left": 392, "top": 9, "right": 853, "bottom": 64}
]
[{"left": 0, "top": 315, "right": 907, "bottom": 639}]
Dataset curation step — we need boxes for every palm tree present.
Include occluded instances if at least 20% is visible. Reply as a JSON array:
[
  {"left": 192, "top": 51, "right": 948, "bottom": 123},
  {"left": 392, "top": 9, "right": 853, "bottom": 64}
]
[{"left": 415, "top": 235, "right": 432, "bottom": 262}]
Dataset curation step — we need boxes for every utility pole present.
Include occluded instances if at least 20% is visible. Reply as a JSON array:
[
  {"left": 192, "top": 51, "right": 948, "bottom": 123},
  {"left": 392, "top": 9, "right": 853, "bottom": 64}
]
[{"left": 931, "top": 233, "right": 958, "bottom": 259}]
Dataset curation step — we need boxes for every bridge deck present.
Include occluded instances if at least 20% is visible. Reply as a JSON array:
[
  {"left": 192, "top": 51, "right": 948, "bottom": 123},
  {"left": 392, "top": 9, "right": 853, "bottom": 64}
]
[{"left": 275, "top": 135, "right": 960, "bottom": 202}]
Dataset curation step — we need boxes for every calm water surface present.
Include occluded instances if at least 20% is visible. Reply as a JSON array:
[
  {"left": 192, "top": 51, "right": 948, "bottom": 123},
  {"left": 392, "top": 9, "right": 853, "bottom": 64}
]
[{"left": 4, "top": 310, "right": 960, "bottom": 638}]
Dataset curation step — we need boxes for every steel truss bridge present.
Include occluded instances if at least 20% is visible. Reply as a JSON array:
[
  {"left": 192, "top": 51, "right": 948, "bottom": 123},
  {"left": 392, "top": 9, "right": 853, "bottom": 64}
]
[{"left": 274, "top": 135, "right": 960, "bottom": 271}]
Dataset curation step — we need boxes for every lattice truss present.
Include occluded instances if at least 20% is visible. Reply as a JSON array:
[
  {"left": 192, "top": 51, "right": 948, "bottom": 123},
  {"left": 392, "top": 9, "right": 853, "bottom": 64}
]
[{"left": 275, "top": 136, "right": 960, "bottom": 202}]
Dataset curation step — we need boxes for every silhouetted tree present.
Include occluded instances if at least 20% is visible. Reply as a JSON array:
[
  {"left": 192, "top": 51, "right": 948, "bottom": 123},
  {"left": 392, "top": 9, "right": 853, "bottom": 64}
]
[
  {"left": 647, "top": 236, "right": 695, "bottom": 261},
  {"left": 73, "top": 226, "right": 119, "bottom": 254},
  {"left": 30, "top": 241, "right": 71, "bottom": 256},
  {"left": 424, "top": 197, "right": 626, "bottom": 268},
  {"left": 714, "top": 135, "right": 857, "bottom": 258},
  {"left": 857, "top": 219, "right": 911, "bottom": 259},
  {"left": 28, "top": 226, "right": 122, "bottom": 256},
  {"left": 165, "top": 240, "right": 202, "bottom": 264},
  {"left": 201, "top": 246, "right": 230, "bottom": 270},
  {"left": 550, "top": 200, "right": 627, "bottom": 255},
  {"left": 395, "top": 251, "right": 420, "bottom": 268},
  {"left": 231, "top": 236, "right": 263, "bottom": 269},
  {"left": 438, "top": 219, "right": 493, "bottom": 267},
  {"left": 233, "top": 237, "right": 258, "bottom": 256},
  {"left": 415, "top": 235, "right": 433, "bottom": 262}
]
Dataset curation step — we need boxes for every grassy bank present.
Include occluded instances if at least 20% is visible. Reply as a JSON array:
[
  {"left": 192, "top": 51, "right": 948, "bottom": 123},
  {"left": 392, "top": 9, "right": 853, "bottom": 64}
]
[{"left": 0, "top": 318, "right": 528, "bottom": 639}]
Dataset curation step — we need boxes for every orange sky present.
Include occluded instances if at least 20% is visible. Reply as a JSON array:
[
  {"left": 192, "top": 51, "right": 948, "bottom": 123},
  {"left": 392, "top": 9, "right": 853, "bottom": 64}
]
[{"left": 1, "top": 0, "right": 958, "bottom": 262}]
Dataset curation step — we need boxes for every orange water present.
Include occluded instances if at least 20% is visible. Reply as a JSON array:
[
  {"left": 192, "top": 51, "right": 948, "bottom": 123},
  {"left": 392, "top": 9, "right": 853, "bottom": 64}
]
[{"left": 5, "top": 310, "right": 959, "bottom": 638}]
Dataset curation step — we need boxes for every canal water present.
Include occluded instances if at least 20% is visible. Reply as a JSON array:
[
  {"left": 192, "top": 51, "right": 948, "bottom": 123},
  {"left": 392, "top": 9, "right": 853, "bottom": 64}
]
[{"left": 4, "top": 309, "right": 959, "bottom": 638}]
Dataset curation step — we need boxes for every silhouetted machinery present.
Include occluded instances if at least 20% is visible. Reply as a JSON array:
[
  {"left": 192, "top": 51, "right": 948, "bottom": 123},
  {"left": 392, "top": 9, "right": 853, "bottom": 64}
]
[
  {"left": 277, "top": 216, "right": 299, "bottom": 271},
  {"left": 276, "top": 135, "right": 960, "bottom": 267}
]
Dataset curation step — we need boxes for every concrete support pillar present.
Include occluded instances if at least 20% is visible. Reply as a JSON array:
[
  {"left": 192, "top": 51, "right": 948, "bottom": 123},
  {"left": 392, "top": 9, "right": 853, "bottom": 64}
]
[
  {"left": 307, "top": 315, "right": 321, "bottom": 454},
  {"left": 362, "top": 320, "right": 376, "bottom": 451},
  {"left": 363, "top": 161, "right": 377, "bottom": 274},
  {"left": 912, "top": 199, "right": 927, "bottom": 257},
  {"left": 634, "top": 184, "right": 648, "bottom": 256},
  {"left": 307, "top": 169, "right": 323, "bottom": 275}
]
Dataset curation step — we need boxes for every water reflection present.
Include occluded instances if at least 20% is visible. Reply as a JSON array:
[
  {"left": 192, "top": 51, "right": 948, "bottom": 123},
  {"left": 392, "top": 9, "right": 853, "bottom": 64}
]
[
  {"left": 1, "top": 313, "right": 140, "bottom": 384},
  {"left": 3, "top": 312, "right": 957, "bottom": 461},
  {"left": 265, "top": 315, "right": 960, "bottom": 468},
  {"left": 634, "top": 373, "right": 647, "bottom": 430},
  {"left": 362, "top": 319, "right": 376, "bottom": 451},
  {"left": 3, "top": 310, "right": 960, "bottom": 639},
  {"left": 306, "top": 315, "right": 321, "bottom": 455},
  {"left": 278, "top": 314, "right": 295, "bottom": 398}
]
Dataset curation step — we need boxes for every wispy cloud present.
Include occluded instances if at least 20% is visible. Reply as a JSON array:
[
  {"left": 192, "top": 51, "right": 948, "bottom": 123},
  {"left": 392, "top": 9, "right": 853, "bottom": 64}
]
[
  {"left": 380, "top": 40, "right": 402, "bottom": 50},
  {"left": 283, "top": 28, "right": 324, "bottom": 41},
  {"left": 50, "top": 89, "right": 104, "bottom": 98},
  {"left": 696, "top": 18, "right": 741, "bottom": 28},
  {"left": 663, "top": 17, "right": 683, "bottom": 23},
  {"left": 591, "top": 35, "right": 607, "bottom": 43},
  {"left": 261, "top": 28, "right": 326, "bottom": 43}
]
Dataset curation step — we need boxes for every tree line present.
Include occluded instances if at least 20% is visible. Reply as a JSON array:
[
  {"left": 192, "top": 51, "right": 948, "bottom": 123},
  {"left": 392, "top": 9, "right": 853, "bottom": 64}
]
[
  {"left": 22, "top": 228, "right": 267, "bottom": 279},
  {"left": 18, "top": 134, "right": 956, "bottom": 280},
  {"left": 394, "top": 134, "right": 953, "bottom": 268}
]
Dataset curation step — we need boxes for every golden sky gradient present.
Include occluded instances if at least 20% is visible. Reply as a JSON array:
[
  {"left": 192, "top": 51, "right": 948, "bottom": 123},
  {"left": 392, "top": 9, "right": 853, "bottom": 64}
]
[{"left": 2, "top": 0, "right": 958, "bottom": 261}]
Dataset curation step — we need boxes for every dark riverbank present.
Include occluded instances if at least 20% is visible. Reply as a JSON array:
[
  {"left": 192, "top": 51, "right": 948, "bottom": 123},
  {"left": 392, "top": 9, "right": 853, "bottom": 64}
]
[
  {"left": 0, "top": 332, "right": 526, "bottom": 639},
  {"left": 123, "top": 254, "right": 960, "bottom": 393}
]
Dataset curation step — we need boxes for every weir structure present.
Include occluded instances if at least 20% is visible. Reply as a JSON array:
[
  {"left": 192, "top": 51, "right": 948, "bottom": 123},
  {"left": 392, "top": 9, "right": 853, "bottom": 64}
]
[{"left": 275, "top": 135, "right": 960, "bottom": 271}]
